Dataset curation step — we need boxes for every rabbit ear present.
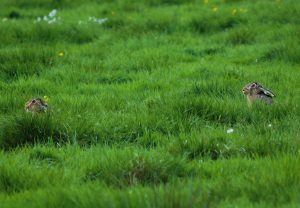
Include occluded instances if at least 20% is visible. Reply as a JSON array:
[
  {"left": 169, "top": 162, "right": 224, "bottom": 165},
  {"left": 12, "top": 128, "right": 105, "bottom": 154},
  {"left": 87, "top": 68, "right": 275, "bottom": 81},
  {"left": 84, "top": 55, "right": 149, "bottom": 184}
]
[
  {"left": 250, "top": 82, "right": 257, "bottom": 88},
  {"left": 256, "top": 85, "right": 275, "bottom": 97},
  {"left": 262, "top": 88, "right": 275, "bottom": 97}
]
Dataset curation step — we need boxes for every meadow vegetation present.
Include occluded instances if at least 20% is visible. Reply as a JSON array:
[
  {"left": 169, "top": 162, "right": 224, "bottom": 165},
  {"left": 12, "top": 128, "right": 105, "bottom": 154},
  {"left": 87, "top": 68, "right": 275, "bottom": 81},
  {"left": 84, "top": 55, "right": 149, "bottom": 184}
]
[{"left": 0, "top": 0, "right": 299, "bottom": 207}]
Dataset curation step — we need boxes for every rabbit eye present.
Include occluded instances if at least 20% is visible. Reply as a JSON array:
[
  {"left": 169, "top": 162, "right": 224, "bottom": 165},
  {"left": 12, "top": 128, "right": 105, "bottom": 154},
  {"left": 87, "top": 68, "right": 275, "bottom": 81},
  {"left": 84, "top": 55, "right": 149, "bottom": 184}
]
[{"left": 32, "top": 100, "right": 36, "bottom": 103}]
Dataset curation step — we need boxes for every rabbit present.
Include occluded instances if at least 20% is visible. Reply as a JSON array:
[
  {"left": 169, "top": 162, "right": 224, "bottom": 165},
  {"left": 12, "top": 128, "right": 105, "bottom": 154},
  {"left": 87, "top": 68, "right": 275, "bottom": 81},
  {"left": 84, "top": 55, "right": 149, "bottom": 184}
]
[
  {"left": 242, "top": 82, "right": 275, "bottom": 105},
  {"left": 25, "top": 98, "right": 48, "bottom": 113}
]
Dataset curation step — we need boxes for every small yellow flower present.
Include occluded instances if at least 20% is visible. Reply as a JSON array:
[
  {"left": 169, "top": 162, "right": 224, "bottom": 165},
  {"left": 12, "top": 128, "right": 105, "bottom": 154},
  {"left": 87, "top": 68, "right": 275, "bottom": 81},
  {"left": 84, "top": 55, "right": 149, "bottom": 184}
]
[
  {"left": 232, "top": 8, "right": 237, "bottom": 16},
  {"left": 58, "top": 52, "right": 64, "bottom": 57},
  {"left": 204, "top": 0, "right": 209, "bottom": 4},
  {"left": 212, "top": 7, "right": 218, "bottom": 12},
  {"left": 43, "top": 96, "right": 49, "bottom": 103}
]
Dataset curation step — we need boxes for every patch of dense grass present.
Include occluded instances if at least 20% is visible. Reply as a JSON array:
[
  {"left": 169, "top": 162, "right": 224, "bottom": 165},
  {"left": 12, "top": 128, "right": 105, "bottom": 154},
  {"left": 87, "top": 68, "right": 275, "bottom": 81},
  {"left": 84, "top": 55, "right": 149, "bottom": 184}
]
[
  {"left": 0, "top": 23, "right": 100, "bottom": 46},
  {"left": 0, "top": 46, "right": 55, "bottom": 81},
  {"left": 0, "top": 0, "right": 299, "bottom": 207},
  {"left": 0, "top": 148, "right": 299, "bottom": 207}
]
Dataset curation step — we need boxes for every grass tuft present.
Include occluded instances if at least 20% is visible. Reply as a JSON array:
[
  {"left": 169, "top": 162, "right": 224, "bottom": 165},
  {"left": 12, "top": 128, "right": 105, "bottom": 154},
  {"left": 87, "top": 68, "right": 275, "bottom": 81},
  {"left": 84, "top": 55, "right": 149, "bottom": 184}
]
[{"left": 84, "top": 150, "right": 187, "bottom": 186}]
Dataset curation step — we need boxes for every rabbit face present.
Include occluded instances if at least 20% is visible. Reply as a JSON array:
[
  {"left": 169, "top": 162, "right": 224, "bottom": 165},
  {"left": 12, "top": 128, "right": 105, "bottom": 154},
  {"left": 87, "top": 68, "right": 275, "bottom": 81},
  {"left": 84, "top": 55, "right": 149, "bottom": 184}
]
[{"left": 242, "top": 82, "right": 258, "bottom": 96}]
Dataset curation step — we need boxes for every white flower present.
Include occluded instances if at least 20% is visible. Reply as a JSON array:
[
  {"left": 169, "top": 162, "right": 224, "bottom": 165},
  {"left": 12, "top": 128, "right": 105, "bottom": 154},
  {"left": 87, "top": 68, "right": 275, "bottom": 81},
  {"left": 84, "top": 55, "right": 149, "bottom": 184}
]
[
  {"left": 88, "top": 16, "right": 108, "bottom": 24},
  {"left": 35, "top": 10, "right": 60, "bottom": 24},
  {"left": 48, "top": 9, "right": 57, "bottom": 18},
  {"left": 227, "top": 128, "right": 234, "bottom": 134},
  {"left": 268, "top": 124, "right": 272, "bottom": 128},
  {"left": 96, "top": 18, "right": 108, "bottom": 24}
]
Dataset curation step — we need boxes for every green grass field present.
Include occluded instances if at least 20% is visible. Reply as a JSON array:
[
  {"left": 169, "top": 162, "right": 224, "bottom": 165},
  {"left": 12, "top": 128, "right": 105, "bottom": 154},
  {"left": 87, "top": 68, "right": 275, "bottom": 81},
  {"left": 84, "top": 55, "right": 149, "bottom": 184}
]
[{"left": 0, "top": 0, "right": 300, "bottom": 207}]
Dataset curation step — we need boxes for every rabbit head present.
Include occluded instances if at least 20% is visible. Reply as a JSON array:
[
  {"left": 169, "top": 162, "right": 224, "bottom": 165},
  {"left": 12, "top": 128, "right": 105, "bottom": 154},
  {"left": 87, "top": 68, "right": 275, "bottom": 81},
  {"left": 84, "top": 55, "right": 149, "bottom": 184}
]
[{"left": 25, "top": 98, "right": 48, "bottom": 113}]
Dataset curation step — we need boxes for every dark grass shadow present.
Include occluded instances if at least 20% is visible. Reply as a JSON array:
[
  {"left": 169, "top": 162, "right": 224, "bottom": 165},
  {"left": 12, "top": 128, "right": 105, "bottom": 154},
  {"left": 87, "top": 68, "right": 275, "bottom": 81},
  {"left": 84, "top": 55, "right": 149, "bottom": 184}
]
[
  {"left": 0, "top": 23, "right": 100, "bottom": 46},
  {"left": 0, "top": 47, "right": 55, "bottom": 81},
  {"left": 84, "top": 151, "right": 188, "bottom": 187},
  {"left": 261, "top": 41, "right": 300, "bottom": 64},
  {"left": 29, "top": 148, "right": 61, "bottom": 165}
]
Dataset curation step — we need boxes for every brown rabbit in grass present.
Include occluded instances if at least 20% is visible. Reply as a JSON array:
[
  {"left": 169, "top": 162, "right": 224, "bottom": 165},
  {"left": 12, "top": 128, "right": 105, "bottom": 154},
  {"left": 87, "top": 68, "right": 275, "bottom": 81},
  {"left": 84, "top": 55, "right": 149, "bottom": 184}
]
[
  {"left": 25, "top": 98, "right": 48, "bottom": 113},
  {"left": 242, "top": 82, "right": 275, "bottom": 105}
]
